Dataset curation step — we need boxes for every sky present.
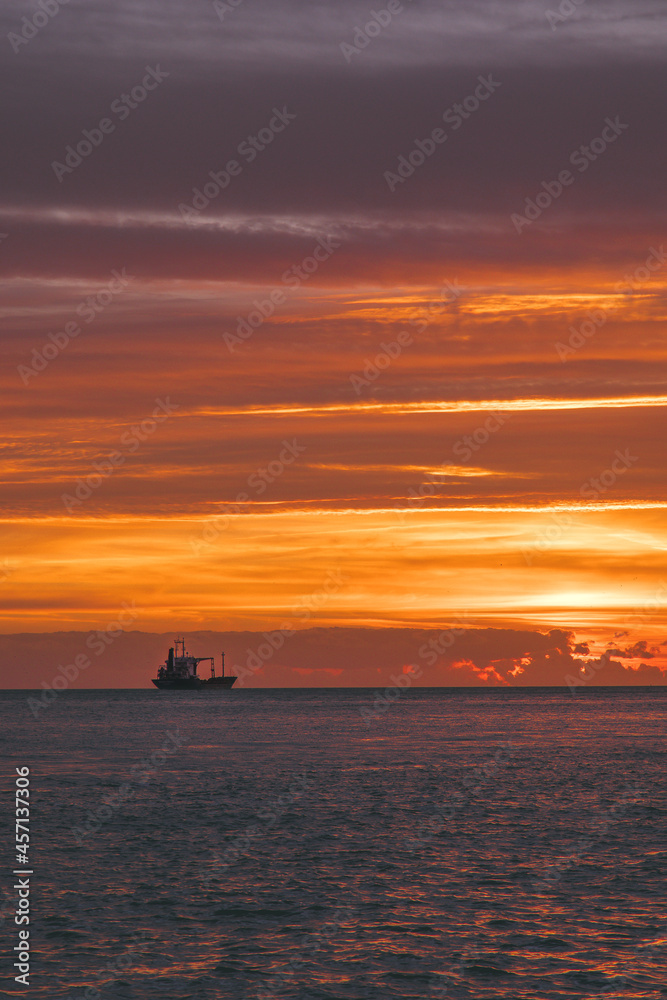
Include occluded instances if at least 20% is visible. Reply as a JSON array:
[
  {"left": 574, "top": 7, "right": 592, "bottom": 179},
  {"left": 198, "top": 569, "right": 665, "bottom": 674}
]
[{"left": 1, "top": 0, "right": 666, "bottom": 686}]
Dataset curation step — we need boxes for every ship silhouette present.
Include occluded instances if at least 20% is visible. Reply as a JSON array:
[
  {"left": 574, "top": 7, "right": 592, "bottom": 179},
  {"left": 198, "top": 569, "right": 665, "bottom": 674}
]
[{"left": 152, "top": 638, "right": 237, "bottom": 690}]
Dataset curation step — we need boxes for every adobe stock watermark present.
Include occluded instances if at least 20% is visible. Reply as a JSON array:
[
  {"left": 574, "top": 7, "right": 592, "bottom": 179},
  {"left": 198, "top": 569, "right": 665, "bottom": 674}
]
[
  {"left": 626, "top": 580, "right": 667, "bottom": 629},
  {"left": 62, "top": 398, "right": 179, "bottom": 513},
  {"left": 179, "top": 107, "right": 296, "bottom": 223},
  {"left": 392, "top": 414, "right": 511, "bottom": 524},
  {"left": 212, "top": 0, "right": 246, "bottom": 21},
  {"left": 406, "top": 742, "right": 514, "bottom": 852},
  {"left": 566, "top": 583, "right": 667, "bottom": 692},
  {"left": 384, "top": 75, "right": 501, "bottom": 192},
  {"left": 17, "top": 268, "right": 134, "bottom": 384},
  {"left": 417, "top": 617, "right": 469, "bottom": 667},
  {"left": 393, "top": 468, "right": 450, "bottom": 523},
  {"left": 522, "top": 448, "right": 638, "bottom": 565},
  {"left": 0, "top": 558, "right": 16, "bottom": 583},
  {"left": 427, "top": 943, "right": 487, "bottom": 997},
  {"left": 408, "top": 280, "right": 466, "bottom": 333},
  {"left": 453, "top": 410, "right": 511, "bottom": 463},
  {"left": 349, "top": 279, "right": 463, "bottom": 395},
  {"left": 359, "top": 663, "right": 422, "bottom": 724},
  {"left": 580, "top": 447, "right": 638, "bottom": 500},
  {"left": 546, "top": 0, "right": 586, "bottom": 30},
  {"left": 598, "top": 921, "right": 667, "bottom": 998},
  {"left": 234, "top": 568, "right": 349, "bottom": 685},
  {"left": 51, "top": 67, "right": 169, "bottom": 182},
  {"left": 565, "top": 648, "right": 613, "bottom": 693},
  {"left": 71, "top": 729, "right": 187, "bottom": 844},
  {"left": 190, "top": 438, "right": 306, "bottom": 555},
  {"left": 555, "top": 246, "right": 667, "bottom": 361},
  {"left": 8, "top": 0, "right": 70, "bottom": 55},
  {"left": 340, "top": 0, "right": 414, "bottom": 62},
  {"left": 532, "top": 784, "right": 645, "bottom": 893},
  {"left": 223, "top": 234, "right": 341, "bottom": 352},
  {"left": 521, "top": 511, "right": 575, "bottom": 566},
  {"left": 26, "top": 601, "right": 139, "bottom": 718},
  {"left": 256, "top": 906, "right": 357, "bottom": 1000},
  {"left": 291, "top": 568, "right": 349, "bottom": 622},
  {"left": 201, "top": 771, "right": 314, "bottom": 885},
  {"left": 511, "top": 116, "right": 629, "bottom": 233},
  {"left": 360, "top": 616, "right": 469, "bottom": 723}
]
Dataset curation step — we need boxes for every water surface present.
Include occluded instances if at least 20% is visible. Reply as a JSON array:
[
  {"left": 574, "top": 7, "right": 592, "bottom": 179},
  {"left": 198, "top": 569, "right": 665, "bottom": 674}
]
[{"left": 1, "top": 687, "right": 666, "bottom": 999}]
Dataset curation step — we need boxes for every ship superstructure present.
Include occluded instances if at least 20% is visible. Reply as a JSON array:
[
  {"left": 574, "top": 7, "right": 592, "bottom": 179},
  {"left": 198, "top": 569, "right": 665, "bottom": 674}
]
[{"left": 152, "top": 638, "right": 237, "bottom": 690}]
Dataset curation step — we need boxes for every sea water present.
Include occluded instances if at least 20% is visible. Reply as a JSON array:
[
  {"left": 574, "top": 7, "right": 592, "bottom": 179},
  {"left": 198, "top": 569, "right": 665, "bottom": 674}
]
[{"left": 1, "top": 687, "right": 666, "bottom": 999}]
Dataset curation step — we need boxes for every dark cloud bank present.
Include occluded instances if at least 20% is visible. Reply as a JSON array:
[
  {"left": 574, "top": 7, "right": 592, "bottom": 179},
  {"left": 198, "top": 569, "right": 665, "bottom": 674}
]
[{"left": 3, "top": 627, "right": 665, "bottom": 690}]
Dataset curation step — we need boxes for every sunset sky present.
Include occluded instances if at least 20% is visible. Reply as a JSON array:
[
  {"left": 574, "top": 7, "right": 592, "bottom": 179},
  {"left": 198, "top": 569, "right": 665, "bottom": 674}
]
[{"left": 1, "top": 0, "right": 666, "bottom": 685}]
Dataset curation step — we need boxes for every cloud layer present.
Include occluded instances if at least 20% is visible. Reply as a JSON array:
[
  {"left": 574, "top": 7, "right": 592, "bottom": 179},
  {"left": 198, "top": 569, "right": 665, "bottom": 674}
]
[{"left": 1, "top": 0, "right": 666, "bottom": 681}]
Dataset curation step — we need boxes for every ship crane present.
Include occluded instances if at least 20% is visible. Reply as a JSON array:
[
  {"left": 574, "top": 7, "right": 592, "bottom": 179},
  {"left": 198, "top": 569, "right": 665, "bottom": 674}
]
[
  {"left": 208, "top": 653, "right": 226, "bottom": 679},
  {"left": 152, "top": 637, "right": 237, "bottom": 690}
]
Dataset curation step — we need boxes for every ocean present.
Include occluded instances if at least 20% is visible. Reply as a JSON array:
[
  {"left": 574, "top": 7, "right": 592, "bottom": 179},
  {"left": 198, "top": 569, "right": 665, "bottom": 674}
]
[{"left": 1, "top": 687, "right": 666, "bottom": 999}]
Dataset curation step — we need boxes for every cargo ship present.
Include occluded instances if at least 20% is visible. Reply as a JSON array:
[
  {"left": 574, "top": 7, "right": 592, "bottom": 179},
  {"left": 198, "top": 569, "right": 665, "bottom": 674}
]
[{"left": 152, "top": 638, "right": 237, "bottom": 690}]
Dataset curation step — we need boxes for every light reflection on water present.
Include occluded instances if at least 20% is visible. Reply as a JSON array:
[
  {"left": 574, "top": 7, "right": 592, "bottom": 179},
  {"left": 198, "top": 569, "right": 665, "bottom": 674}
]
[{"left": 1, "top": 687, "right": 666, "bottom": 999}]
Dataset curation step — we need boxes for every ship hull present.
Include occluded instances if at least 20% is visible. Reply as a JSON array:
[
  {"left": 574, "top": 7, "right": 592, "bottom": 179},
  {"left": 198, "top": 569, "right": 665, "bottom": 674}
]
[
  {"left": 152, "top": 640, "right": 236, "bottom": 690},
  {"left": 152, "top": 677, "right": 202, "bottom": 690},
  {"left": 151, "top": 676, "right": 237, "bottom": 690}
]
